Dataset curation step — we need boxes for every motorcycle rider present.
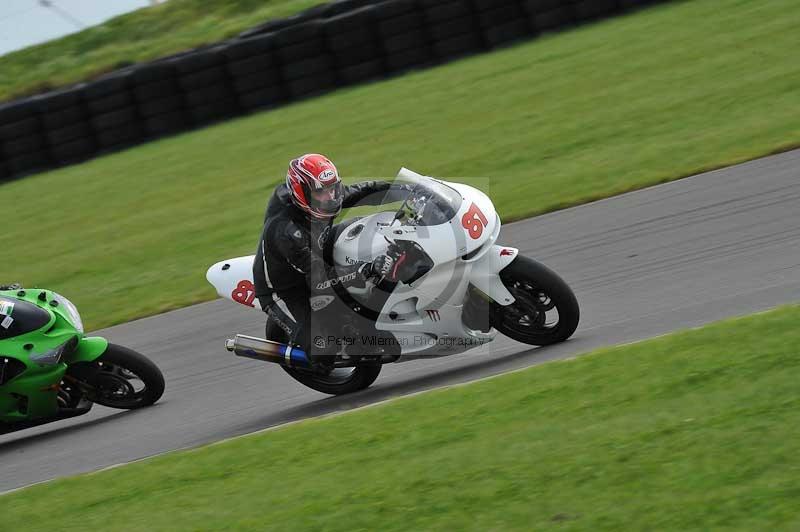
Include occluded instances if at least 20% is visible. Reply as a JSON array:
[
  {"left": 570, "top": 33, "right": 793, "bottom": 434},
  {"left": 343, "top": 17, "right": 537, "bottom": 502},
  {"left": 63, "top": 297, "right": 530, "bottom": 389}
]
[{"left": 253, "top": 154, "right": 406, "bottom": 368}]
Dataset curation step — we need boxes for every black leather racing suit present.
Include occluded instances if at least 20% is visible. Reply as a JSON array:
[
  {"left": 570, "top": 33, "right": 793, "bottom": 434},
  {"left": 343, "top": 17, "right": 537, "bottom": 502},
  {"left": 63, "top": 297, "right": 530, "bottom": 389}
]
[{"left": 253, "top": 181, "right": 399, "bottom": 361}]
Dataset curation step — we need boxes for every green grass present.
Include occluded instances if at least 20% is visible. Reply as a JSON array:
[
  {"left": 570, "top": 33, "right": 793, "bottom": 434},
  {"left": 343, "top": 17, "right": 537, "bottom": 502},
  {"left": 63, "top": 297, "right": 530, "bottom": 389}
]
[
  {"left": 3, "top": 305, "right": 799, "bottom": 531},
  {"left": 0, "top": 0, "right": 324, "bottom": 101},
  {"left": 2, "top": 0, "right": 799, "bottom": 330}
]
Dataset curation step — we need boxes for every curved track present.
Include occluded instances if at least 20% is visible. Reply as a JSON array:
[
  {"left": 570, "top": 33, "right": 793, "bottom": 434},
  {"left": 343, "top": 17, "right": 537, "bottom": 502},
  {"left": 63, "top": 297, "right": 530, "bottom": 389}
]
[{"left": 2, "top": 150, "right": 799, "bottom": 492}]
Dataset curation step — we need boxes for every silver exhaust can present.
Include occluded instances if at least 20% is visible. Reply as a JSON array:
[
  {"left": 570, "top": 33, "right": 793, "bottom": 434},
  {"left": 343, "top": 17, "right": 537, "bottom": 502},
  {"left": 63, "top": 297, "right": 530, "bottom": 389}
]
[{"left": 225, "top": 334, "right": 311, "bottom": 368}]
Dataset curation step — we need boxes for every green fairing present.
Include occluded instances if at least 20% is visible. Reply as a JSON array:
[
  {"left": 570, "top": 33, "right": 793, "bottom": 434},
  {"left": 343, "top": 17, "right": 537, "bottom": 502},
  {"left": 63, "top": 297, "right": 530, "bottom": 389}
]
[
  {"left": 1, "top": 289, "right": 107, "bottom": 423},
  {"left": 71, "top": 336, "right": 109, "bottom": 363}
]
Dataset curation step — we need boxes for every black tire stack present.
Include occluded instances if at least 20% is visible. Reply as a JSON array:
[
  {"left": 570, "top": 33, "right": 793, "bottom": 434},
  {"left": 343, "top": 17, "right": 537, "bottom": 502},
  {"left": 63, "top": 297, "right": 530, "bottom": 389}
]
[
  {"left": 275, "top": 20, "right": 336, "bottom": 101},
  {"left": 0, "top": 100, "right": 49, "bottom": 178},
  {"left": 37, "top": 86, "right": 96, "bottom": 165},
  {"left": 571, "top": 0, "right": 621, "bottom": 22},
  {"left": 325, "top": 6, "right": 387, "bottom": 87},
  {"left": 85, "top": 71, "right": 144, "bottom": 153},
  {"left": 471, "top": 0, "right": 533, "bottom": 49},
  {"left": 0, "top": 0, "right": 674, "bottom": 183},
  {"left": 523, "top": 0, "right": 576, "bottom": 32},
  {"left": 225, "top": 35, "right": 286, "bottom": 112},
  {"left": 420, "top": 0, "right": 484, "bottom": 62},
  {"left": 174, "top": 48, "right": 241, "bottom": 127},
  {"left": 134, "top": 63, "right": 189, "bottom": 137},
  {"left": 375, "top": 0, "right": 433, "bottom": 74}
]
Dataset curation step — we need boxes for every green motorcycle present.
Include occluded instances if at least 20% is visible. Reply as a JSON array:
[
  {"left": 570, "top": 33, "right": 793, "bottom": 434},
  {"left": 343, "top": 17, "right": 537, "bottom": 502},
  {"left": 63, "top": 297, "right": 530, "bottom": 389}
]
[{"left": 1, "top": 287, "right": 164, "bottom": 435}]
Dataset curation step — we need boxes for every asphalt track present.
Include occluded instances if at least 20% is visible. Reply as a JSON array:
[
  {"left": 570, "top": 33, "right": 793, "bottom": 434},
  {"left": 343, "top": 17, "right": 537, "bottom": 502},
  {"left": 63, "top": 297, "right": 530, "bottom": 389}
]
[{"left": 2, "top": 150, "right": 799, "bottom": 492}]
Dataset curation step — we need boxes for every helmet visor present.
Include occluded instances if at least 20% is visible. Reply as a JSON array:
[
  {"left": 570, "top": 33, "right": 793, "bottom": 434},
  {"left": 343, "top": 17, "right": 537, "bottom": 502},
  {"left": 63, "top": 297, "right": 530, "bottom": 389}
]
[{"left": 309, "top": 181, "right": 344, "bottom": 217}]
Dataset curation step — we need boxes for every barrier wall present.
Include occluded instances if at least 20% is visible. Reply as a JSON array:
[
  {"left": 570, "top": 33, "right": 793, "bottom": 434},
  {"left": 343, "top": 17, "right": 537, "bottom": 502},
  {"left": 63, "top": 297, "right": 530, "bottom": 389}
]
[{"left": 0, "top": 0, "right": 667, "bottom": 183}]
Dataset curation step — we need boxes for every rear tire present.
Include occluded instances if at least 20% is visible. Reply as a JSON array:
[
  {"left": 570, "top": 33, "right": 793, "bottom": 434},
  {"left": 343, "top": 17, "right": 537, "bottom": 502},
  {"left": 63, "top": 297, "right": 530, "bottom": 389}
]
[
  {"left": 491, "top": 255, "right": 579, "bottom": 345},
  {"left": 267, "top": 318, "right": 382, "bottom": 395},
  {"left": 282, "top": 365, "right": 382, "bottom": 395},
  {"left": 88, "top": 344, "right": 165, "bottom": 409}
]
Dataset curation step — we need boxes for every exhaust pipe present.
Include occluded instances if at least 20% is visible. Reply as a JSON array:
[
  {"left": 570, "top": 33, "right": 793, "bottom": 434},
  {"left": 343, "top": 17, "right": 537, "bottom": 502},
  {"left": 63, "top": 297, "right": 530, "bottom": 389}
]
[{"left": 225, "top": 334, "right": 311, "bottom": 369}]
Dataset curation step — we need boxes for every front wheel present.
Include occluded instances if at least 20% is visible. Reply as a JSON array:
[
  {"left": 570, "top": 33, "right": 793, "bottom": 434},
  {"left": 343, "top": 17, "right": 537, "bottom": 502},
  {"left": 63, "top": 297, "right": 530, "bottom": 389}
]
[
  {"left": 87, "top": 344, "right": 165, "bottom": 409},
  {"left": 490, "top": 256, "right": 579, "bottom": 346}
]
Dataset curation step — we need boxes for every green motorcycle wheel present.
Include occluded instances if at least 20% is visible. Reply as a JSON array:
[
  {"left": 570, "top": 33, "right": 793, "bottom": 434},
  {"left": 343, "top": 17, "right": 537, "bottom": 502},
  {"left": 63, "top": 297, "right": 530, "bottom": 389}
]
[{"left": 87, "top": 343, "right": 165, "bottom": 409}]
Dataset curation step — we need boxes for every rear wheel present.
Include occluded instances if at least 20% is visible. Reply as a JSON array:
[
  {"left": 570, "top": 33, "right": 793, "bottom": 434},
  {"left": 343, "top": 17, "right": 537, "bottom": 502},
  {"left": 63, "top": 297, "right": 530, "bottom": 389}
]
[
  {"left": 491, "top": 256, "right": 579, "bottom": 346},
  {"left": 267, "top": 319, "right": 382, "bottom": 395},
  {"left": 282, "top": 364, "right": 382, "bottom": 395},
  {"left": 87, "top": 344, "right": 165, "bottom": 409}
]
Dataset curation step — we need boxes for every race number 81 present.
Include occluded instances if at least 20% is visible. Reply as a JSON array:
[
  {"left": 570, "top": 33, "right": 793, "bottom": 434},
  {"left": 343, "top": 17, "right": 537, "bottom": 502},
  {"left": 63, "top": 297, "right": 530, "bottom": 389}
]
[
  {"left": 462, "top": 203, "right": 489, "bottom": 239},
  {"left": 232, "top": 280, "right": 256, "bottom": 307}
]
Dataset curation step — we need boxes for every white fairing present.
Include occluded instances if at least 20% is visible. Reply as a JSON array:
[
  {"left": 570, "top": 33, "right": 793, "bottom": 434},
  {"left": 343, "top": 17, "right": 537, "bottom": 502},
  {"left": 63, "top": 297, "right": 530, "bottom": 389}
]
[
  {"left": 206, "top": 256, "right": 257, "bottom": 308},
  {"left": 206, "top": 168, "right": 520, "bottom": 358}
]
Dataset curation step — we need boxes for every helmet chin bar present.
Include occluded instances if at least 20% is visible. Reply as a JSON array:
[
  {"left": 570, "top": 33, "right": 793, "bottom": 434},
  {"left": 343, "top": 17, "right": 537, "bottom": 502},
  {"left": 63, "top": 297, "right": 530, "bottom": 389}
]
[{"left": 308, "top": 198, "right": 343, "bottom": 219}]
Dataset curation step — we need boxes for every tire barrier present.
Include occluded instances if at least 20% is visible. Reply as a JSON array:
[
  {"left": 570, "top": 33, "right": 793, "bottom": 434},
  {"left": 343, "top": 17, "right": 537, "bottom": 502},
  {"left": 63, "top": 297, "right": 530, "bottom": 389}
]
[
  {"left": 85, "top": 71, "right": 145, "bottom": 152},
  {"left": 174, "top": 47, "right": 242, "bottom": 126},
  {"left": 0, "top": 0, "right": 671, "bottom": 183},
  {"left": 134, "top": 63, "right": 189, "bottom": 137},
  {"left": 0, "top": 99, "right": 50, "bottom": 177},
  {"left": 325, "top": 7, "right": 387, "bottom": 87},
  {"left": 40, "top": 86, "right": 95, "bottom": 165},
  {"left": 224, "top": 34, "right": 286, "bottom": 112}
]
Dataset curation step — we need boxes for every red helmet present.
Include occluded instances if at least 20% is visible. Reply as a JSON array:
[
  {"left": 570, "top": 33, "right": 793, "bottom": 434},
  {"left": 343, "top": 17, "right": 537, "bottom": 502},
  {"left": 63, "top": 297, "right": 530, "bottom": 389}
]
[{"left": 286, "top": 154, "right": 344, "bottom": 220}]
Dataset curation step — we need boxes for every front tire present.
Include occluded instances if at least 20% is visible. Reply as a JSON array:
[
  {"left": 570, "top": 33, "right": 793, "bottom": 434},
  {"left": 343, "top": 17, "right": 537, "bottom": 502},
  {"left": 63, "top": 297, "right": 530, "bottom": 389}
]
[
  {"left": 491, "top": 256, "right": 579, "bottom": 346},
  {"left": 87, "top": 344, "right": 165, "bottom": 409}
]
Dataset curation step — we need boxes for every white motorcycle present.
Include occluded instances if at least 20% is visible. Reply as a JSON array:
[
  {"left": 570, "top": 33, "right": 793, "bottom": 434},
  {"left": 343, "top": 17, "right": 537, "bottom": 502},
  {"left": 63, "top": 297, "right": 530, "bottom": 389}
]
[{"left": 206, "top": 168, "right": 579, "bottom": 395}]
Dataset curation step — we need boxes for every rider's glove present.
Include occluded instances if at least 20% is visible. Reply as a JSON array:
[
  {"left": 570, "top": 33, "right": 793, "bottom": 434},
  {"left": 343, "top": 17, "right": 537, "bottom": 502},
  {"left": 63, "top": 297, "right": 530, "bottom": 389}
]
[{"left": 368, "top": 255, "right": 395, "bottom": 280}]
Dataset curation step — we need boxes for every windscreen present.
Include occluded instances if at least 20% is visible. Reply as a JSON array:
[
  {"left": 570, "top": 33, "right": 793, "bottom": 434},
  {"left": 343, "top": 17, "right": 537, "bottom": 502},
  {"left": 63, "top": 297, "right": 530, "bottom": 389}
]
[
  {"left": 385, "top": 171, "right": 464, "bottom": 227},
  {"left": 0, "top": 296, "right": 51, "bottom": 340}
]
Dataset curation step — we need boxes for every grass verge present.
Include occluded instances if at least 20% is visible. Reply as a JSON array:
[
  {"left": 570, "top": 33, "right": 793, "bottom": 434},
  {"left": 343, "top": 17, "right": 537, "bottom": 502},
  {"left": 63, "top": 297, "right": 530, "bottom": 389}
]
[
  {"left": 0, "top": 0, "right": 324, "bottom": 100},
  {"left": 3, "top": 304, "right": 799, "bottom": 531},
  {"left": 2, "top": 0, "right": 799, "bottom": 330}
]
